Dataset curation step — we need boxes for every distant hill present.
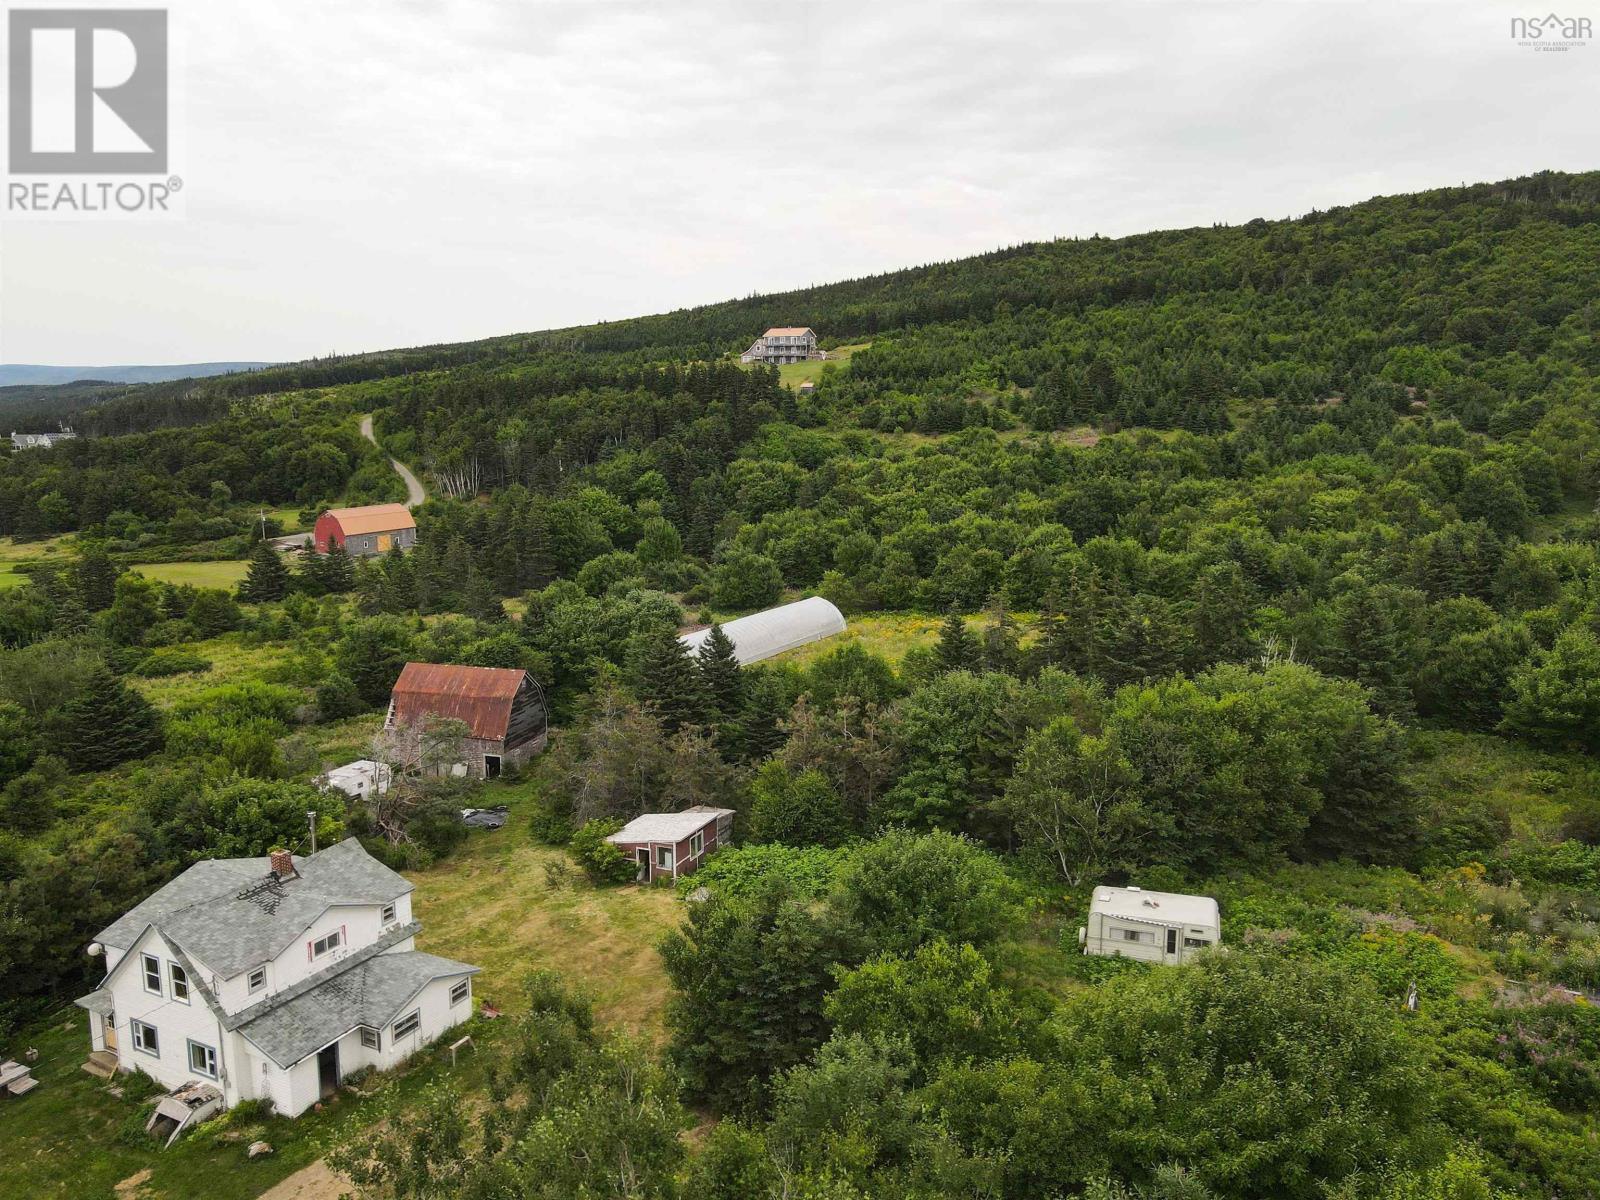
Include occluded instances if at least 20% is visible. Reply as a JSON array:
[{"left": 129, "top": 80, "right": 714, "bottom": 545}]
[{"left": 0, "top": 362, "right": 272, "bottom": 387}]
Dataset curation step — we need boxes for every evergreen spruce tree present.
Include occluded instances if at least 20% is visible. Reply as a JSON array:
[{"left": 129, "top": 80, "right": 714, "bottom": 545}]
[
  {"left": 74, "top": 548, "right": 119, "bottom": 612},
  {"left": 54, "top": 666, "right": 164, "bottom": 771},
  {"left": 463, "top": 569, "right": 506, "bottom": 623},
  {"left": 238, "top": 542, "right": 291, "bottom": 603},
  {"left": 633, "top": 623, "right": 708, "bottom": 734},
  {"left": 320, "top": 543, "right": 355, "bottom": 593},
  {"left": 696, "top": 623, "right": 746, "bottom": 751},
  {"left": 378, "top": 547, "right": 417, "bottom": 614},
  {"left": 979, "top": 594, "right": 1022, "bottom": 675},
  {"left": 934, "top": 605, "right": 978, "bottom": 674}
]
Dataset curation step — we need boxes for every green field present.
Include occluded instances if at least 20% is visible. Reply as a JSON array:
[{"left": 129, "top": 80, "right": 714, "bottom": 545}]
[
  {"left": 126, "top": 560, "right": 251, "bottom": 589},
  {"left": 777, "top": 340, "right": 870, "bottom": 386}
]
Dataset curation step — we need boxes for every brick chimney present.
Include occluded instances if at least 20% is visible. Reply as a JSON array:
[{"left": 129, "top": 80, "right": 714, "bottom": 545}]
[{"left": 269, "top": 848, "right": 296, "bottom": 879}]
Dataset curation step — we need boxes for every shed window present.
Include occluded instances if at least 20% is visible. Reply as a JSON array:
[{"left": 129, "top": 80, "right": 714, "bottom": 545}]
[
  {"left": 393, "top": 1010, "right": 420, "bottom": 1039},
  {"left": 142, "top": 953, "right": 162, "bottom": 995},
  {"left": 131, "top": 1020, "right": 159, "bottom": 1056},
  {"left": 360, "top": 1027, "right": 381, "bottom": 1050},
  {"left": 656, "top": 846, "right": 672, "bottom": 870},
  {"left": 380, "top": 902, "right": 397, "bottom": 926},
  {"left": 690, "top": 831, "right": 705, "bottom": 857},
  {"left": 1120, "top": 929, "right": 1148, "bottom": 944},
  {"left": 450, "top": 979, "right": 470, "bottom": 1007},
  {"left": 187, "top": 1040, "right": 218, "bottom": 1079},
  {"left": 1184, "top": 937, "right": 1211, "bottom": 949},
  {"left": 247, "top": 967, "right": 266, "bottom": 993},
  {"left": 169, "top": 962, "right": 190, "bottom": 1003}
]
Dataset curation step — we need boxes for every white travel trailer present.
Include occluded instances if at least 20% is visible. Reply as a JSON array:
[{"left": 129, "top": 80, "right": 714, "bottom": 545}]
[{"left": 1080, "top": 885, "right": 1221, "bottom": 964}]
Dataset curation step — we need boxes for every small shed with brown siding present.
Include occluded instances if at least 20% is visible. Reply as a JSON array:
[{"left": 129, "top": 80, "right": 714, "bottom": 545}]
[
  {"left": 314, "top": 504, "right": 416, "bottom": 557},
  {"left": 606, "top": 807, "right": 734, "bottom": 883},
  {"left": 385, "top": 663, "right": 548, "bottom": 779}
]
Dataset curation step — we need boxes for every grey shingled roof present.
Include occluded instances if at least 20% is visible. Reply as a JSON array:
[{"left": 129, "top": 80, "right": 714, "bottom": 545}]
[
  {"left": 235, "top": 949, "right": 478, "bottom": 1067},
  {"left": 95, "top": 838, "right": 414, "bottom": 979}
]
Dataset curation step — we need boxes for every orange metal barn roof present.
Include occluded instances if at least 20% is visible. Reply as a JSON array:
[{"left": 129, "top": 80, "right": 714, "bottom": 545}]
[
  {"left": 389, "top": 663, "right": 527, "bottom": 741},
  {"left": 324, "top": 503, "right": 415, "bottom": 535}
]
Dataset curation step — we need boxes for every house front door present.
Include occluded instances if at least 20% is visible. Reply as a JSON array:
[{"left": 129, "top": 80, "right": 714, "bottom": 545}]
[
  {"left": 104, "top": 1012, "right": 117, "bottom": 1052},
  {"left": 1165, "top": 928, "right": 1178, "bottom": 960},
  {"left": 635, "top": 849, "right": 649, "bottom": 883},
  {"left": 317, "top": 1043, "right": 340, "bottom": 1098}
]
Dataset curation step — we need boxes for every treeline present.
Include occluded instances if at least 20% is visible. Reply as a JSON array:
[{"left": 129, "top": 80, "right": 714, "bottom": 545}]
[{"left": 0, "top": 406, "right": 400, "bottom": 539}]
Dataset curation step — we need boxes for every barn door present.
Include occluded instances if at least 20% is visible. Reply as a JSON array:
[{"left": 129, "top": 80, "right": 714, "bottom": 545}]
[{"left": 378, "top": 533, "right": 392, "bottom": 552}]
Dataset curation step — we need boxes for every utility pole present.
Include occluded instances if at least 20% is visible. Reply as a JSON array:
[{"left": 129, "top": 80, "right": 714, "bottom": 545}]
[{"left": 307, "top": 810, "right": 317, "bottom": 855}]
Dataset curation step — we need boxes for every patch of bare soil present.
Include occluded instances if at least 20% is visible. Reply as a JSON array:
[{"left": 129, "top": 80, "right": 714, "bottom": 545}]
[
  {"left": 113, "top": 1168, "right": 153, "bottom": 1199},
  {"left": 256, "top": 1160, "right": 351, "bottom": 1200}
]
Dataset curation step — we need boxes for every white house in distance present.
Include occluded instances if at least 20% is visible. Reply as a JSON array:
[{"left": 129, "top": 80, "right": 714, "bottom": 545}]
[
  {"left": 75, "top": 839, "right": 478, "bottom": 1118},
  {"left": 678, "top": 596, "right": 847, "bottom": 665},
  {"left": 739, "top": 327, "right": 824, "bottom": 365},
  {"left": 1079, "top": 885, "right": 1221, "bottom": 964}
]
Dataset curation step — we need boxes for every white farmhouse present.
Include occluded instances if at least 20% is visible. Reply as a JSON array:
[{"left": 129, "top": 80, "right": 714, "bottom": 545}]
[
  {"left": 74, "top": 840, "right": 478, "bottom": 1118},
  {"left": 1079, "top": 885, "right": 1221, "bottom": 965}
]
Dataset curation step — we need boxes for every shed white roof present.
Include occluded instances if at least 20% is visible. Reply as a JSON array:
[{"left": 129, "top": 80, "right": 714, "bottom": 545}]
[
  {"left": 1090, "top": 886, "right": 1219, "bottom": 928},
  {"left": 607, "top": 807, "right": 733, "bottom": 845},
  {"left": 679, "top": 596, "right": 846, "bottom": 665}
]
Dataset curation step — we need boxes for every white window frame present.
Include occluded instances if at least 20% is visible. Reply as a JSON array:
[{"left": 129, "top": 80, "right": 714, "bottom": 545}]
[
  {"left": 655, "top": 845, "right": 672, "bottom": 870},
  {"left": 380, "top": 902, "right": 397, "bottom": 926},
  {"left": 187, "top": 1039, "right": 218, "bottom": 1079},
  {"left": 131, "top": 1019, "right": 159, "bottom": 1057},
  {"left": 359, "top": 1027, "right": 380, "bottom": 1050},
  {"left": 141, "top": 953, "right": 162, "bottom": 996},
  {"left": 392, "top": 1009, "right": 420, "bottom": 1039},
  {"left": 690, "top": 830, "right": 705, "bottom": 857},
  {"left": 450, "top": 979, "right": 469, "bottom": 1007},
  {"left": 312, "top": 929, "right": 342, "bottom": 959},
  {"left": 247, "top": 966, "right": 266, "bottom": 993},
  {"left": 169, "top": 962, "right": 190, "bottom": 1004}
]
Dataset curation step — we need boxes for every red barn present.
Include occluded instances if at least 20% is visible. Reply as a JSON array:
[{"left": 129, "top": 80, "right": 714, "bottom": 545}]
[
  {"left": 313, "top": 504, "right": 416, "bottom": 557},
  {"left": 384, "top": 663, "right": 548, "bottom": 779},
  {"left": 606, "top": 807, "right": 735, "bottom": 883}
]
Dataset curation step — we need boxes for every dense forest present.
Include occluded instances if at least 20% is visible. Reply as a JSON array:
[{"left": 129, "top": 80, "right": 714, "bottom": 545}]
[{"left": 4, "top": 170, "right": 1600, "bottom": 1198}]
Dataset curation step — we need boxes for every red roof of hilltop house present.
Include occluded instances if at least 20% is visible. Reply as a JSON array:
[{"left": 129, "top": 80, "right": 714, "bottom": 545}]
[
  {"left": 323, "top": 503, "right": 415, "bottom": 535},
  {"left": 389, "top": 663, "right": 528, "bottom": 741}
]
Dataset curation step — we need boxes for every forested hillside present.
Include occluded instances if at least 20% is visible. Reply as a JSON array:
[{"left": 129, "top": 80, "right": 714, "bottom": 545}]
[{"left": 5, "top": 169, "right": 1600, "bottom": 1199}]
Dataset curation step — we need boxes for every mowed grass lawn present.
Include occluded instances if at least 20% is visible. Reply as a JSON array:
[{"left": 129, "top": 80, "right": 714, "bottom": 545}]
[
  {"left": 127, "top": 560, "right": 251, "bottom": 589},
  {"left": 0, "top": 784, "right": 685, "bottom": 1199},
  {"left": 0, "top": 534, "right": 76, "bottom": 589},
  {"left": 410, "top": 779, "right": 686, "bottom": 1044},
  {"left": 776, "top": 341, "right": 870, "bottom": 387}
]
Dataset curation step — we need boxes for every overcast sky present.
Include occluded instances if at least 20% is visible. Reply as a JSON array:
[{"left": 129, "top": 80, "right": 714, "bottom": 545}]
[{"left": 0, "top": 0, "right": 1595, "bottom": 366}]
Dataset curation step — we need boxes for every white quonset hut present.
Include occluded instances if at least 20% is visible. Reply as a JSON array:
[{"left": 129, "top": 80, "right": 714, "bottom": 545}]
[
  {"left": 1080, "top": 885, "right": 1221, "bottom": 965},
  {"left": 679, "top": 596, "right": 847, "bottom": 665}
]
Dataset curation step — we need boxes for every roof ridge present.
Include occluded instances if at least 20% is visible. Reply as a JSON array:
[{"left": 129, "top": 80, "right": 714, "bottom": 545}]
[{"left": 225, "top": 920, "right": 421, "bottom": 1030}]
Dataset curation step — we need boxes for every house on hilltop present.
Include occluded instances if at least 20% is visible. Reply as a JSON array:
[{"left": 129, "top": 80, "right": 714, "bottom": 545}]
[
  {"left": 74, "top": 840, "right": 478, "bottom": 1119},
  {"left": 313, "top": 503, "right": 416, "bottom": 557},
  {"left": 10, "top": 429, "right": 77, "bottom": 450},
  {"left": 385, "top": 662, "right": 549, "bottom": 779},
  {"left": 740, "top": 327, "right": 823, "bottom": 365}
]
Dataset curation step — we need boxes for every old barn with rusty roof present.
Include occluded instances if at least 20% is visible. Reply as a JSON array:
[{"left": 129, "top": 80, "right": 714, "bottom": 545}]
[
  {"left": 384, "top": 663, "right": 548, "bottom": 779},
  {"left": 314, "top": 503, "right": 416, "bottom": 557}
]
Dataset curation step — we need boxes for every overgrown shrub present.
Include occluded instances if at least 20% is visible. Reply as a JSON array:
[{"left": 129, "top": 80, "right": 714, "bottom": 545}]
[{"left": 569, "top": 818, "right": 636, "bottom": 884}]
